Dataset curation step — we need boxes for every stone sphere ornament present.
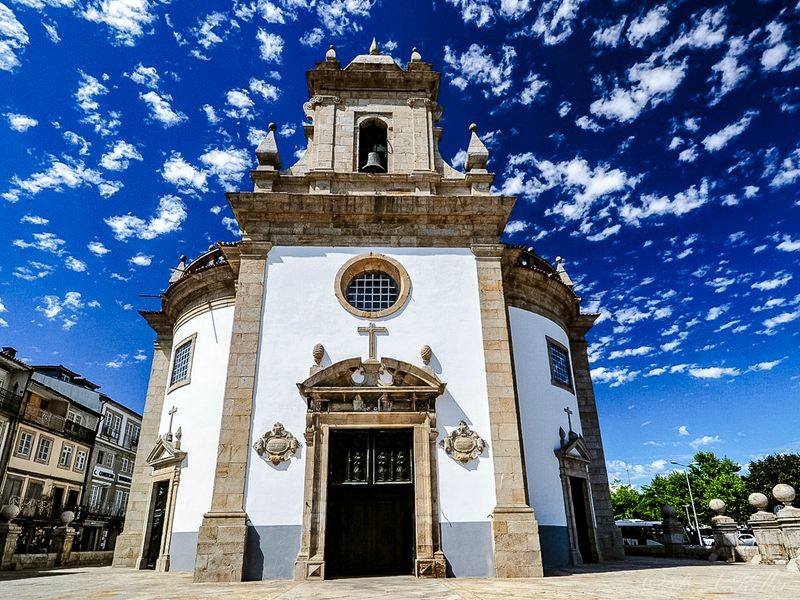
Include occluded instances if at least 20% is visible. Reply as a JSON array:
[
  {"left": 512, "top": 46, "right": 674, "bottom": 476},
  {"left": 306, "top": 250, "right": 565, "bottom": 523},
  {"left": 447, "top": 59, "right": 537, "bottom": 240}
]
[
  {"left": 773, "top": 483, "right": 796, "bottom": 506},
  {"left": 420, "top": 344, "right": 433, "bottom": 365},
  {"left": 60, "top": 510, "right": 75, "bottom": 525},
  {"left": 312, "top": 343, "right": 325, "bottom": 366},
  {"left": 661, "top": 505, "right": 677, "bottom": 518},
  {"left": 709, "top": 498, "right": 726, "bottom": 514},
  {"left": 748, "top": 492, "right": 769, "bottom": 510},
  {"left": 0, "top": 504, "right": 20, "bottom": 522}
]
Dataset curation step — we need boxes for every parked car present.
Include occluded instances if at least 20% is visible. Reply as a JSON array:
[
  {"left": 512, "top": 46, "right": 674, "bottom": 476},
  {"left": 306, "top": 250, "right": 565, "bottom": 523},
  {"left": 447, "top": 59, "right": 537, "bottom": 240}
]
[
  {"left": 738, "top": 533, "right": 757, "bottom": 546},
  {"left": 701, "top": 535, "right": 714, "bottom": 546}
]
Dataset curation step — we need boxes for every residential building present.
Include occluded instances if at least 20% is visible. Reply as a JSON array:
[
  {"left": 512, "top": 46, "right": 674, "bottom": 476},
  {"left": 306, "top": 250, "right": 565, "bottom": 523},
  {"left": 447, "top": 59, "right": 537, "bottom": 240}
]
[{"left": 0, "top": 348, "right": 32, "bottom": 477}]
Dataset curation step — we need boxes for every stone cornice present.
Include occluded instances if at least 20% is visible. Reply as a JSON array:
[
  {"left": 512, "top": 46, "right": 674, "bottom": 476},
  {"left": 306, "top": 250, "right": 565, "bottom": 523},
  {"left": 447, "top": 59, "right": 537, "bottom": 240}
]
[
  {"left": 306, "top": 68, "right": 440, "bottom": 101},
  {"left": 228, "top": 192, "right": 515, "bottom": 247}
]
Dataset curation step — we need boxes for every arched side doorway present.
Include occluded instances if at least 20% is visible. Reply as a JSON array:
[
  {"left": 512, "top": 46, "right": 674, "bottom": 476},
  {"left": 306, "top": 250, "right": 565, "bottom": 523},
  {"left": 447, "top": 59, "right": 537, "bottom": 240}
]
[{"left": 293, "top": 357, "right": 447, "bottom": 579}]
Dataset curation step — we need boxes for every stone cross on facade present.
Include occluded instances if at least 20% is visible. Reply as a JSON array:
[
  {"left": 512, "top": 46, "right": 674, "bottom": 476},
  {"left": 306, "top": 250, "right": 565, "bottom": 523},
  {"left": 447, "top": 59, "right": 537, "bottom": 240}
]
[
  {"left": 563, "top": 406, "right": 574, "bottom": 433},
  {"left": 166, "top": 405, "right": 178, "bottom": 441},
  {"left": 358, "top": 323, "right": 388, "bottom": 362}
]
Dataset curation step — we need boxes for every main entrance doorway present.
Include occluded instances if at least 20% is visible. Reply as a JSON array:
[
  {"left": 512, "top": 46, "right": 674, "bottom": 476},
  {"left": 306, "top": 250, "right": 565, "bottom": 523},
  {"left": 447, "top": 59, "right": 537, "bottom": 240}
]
[
  {"left": 569, "top": 477, "right": 596, "bottom": 563},
  {"left": 325, "top": 429, "right": 415, "bottom": 577}
]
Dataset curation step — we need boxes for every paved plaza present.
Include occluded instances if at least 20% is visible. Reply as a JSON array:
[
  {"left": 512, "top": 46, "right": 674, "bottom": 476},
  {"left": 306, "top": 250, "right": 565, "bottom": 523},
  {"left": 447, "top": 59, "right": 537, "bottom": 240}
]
[{"left": 1, "top": 557, "right": 799, "bottom": 599}]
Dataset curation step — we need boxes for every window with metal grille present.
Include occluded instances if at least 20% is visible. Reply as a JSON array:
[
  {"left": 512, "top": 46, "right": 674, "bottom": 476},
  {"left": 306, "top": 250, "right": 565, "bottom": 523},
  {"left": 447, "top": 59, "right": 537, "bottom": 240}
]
[
  {"left": 170, "top": 340, "right": 193, "bottom": 386},
  {"left": 345, "top": 271, "right": 399, "bottom": 313},
  {"left": 547, "top": 338, "right": 573, "bottom": 391}
]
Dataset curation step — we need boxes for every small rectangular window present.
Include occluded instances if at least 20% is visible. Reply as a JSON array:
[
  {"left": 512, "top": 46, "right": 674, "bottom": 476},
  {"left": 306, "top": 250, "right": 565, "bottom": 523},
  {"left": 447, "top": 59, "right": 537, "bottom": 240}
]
[
  {"left": 74, "top": 449, "right": 87, "bottom": 472},
  {"left": 35, "top": 438, "right": 53, "bottom": 463},
  {"left": 169, "top": 336, "right": 195, "bottom": 389},
  {"left": 59, "top": 444, "right": 74, "bottom": 468},
  {"left": 16, "top": 431, "right": 34, "bottom": 457},
  {"left": 547, "top": 337, "right": 573, "bottom": 392}
]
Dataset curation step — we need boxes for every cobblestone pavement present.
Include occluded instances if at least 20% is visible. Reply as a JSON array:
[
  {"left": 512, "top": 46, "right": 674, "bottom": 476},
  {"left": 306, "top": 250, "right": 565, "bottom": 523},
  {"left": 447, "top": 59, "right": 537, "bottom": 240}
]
[{"left": 1, "top": 557, "right": 799, "bottom": 599}]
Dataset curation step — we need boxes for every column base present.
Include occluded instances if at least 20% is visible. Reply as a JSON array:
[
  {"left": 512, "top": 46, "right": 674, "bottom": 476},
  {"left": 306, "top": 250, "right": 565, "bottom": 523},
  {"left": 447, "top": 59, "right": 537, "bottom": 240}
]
[
  {"left": 415, "top": 551, "right": 446, "bottom": 578},
  {"left": 155, "top": 554, "right": 170, "bottom": 572},
  {"left": 491, "top": 504, "right": 544, "bottom": 578},
  {"left": 194, "top": 511, "right": 248, "bottom": 583},
  {"left": 294, "top": 556, "right": 325, "bottom": 580}
]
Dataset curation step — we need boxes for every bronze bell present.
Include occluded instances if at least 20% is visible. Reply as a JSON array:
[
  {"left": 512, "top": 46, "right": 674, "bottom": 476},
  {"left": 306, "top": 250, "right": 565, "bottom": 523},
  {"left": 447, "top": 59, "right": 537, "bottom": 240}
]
[{"left": 361, "top": 150, "right": 385, "bottom": 173}]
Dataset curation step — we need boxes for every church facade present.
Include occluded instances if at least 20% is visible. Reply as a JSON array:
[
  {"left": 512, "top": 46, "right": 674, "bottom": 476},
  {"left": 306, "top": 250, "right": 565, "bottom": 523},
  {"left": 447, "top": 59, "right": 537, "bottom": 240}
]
[{"left": 112, "top": 42, "right": 623, "bottom": 582}]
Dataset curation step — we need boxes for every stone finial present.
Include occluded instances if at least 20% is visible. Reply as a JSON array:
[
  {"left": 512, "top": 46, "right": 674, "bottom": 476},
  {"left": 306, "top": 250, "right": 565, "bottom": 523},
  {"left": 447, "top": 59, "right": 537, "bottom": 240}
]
[
  {"left": 773, "top": 483, "right": 796, "bottom": 506},
  {"left": 0, "top": 504, "right": 20, "bottom": 522},
  {"left": 168, "top": 254, "right": 188, "bottom": 284},
  {"left": 175, "top": 426, "right": 182, "bottom": 450},
  {"left": 369, "top": 37, "right": 379, "bottom": 55},
  {"left": 709, "top": 498, "right": 726, "bottom": 515},
  {"left": 420, "top": 344, "right": 432, "bottom": 365},
  {"left": 410, "top": 47, "right": 422, "bottom": 63},
  {"left": 326, "top": 45, "right": 336, "bottom": 61},
  {"left": 555, "top": 256, "right": 574, "bottom": 288},
  {"left": 465, "top": 123, "right": 489, "bottom": 172},
  {"left": 312, "top": 343, "right": 325, "bottom": 366},
  {"left": 59, "top": 510, "right": 75, "bottom": 525},
  {"left": 749, "top": 492, "right": 769, "bottom": 511},
  {"left": 256, "top": 122, "right": 281, "bottom": 170},
  {"left": 661, "top": 504, "right": 677, "bottom": 518}
]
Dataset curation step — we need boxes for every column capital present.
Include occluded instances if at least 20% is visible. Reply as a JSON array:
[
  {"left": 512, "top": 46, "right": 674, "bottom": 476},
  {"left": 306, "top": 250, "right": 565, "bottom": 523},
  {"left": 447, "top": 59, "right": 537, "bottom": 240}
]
[{"left": 470, "top": 243, "right": 505, "bottom": 260}]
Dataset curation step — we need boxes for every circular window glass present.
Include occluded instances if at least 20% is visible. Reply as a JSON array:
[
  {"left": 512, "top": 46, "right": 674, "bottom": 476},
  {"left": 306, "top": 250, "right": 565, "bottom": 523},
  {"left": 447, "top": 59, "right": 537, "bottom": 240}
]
[{"left": 346, "top": 271, "right": 399, "bottom": 312}]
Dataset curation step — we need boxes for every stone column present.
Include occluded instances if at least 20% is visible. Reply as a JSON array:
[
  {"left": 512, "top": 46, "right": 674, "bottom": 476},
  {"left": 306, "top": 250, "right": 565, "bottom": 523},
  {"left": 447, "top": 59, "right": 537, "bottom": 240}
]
[
  {"left": 52, "top": 526, "right": 76, "bottom": 567},
  {"left": 194, "top": 241, "right": 270, "bottom": 583},
  {"left": 113, "top": 330, "right": 173, "bottom": 568},
  {"left": 748, "top": 492, "right": 787, "bottom": 564},
  {"left": 472, "top": 244, "right": 543, "bottom": 578},
  {"left": 568, "top": 328, "right": 625, "bottom": 561},
  {"left": 661, "top": 505, "right": 686, "bottom": 557},
  {"left": 0, "top": 521, "right": 21, "bottom": 570},
  {"left": 774, "top": 484, "right": 800, "bottom": 572},
  {"left": 708, "top": 499, "right": 738, "bottom": 562}
]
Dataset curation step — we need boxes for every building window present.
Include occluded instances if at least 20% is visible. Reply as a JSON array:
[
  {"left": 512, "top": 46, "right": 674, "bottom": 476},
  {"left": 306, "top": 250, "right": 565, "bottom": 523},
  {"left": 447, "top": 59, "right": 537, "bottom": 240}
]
[
  {"left": 74, "top": 449, "right": 87, "bottom": 472},
  {"left": 1, "top": 476, "right": 23, "bottom": 503},
  {"left": 120, "top": 457, "right": 131, "bottom": 473},
  {"left": 16, "top": 430, "right": 34, "bottom": 458},
  {"left": 358, "top": 120, "right": 388, "bottom": 173},
  {"left": 346, "top": 271, "right": 399, "bottom": 313},
  {"left": 67, "top": 411, "right": 83, "bottom": 425},
  {"left": 35, "top": 437, "right": 53, "bottom": 463},
  {"left": 103, "top": 451, "right": 115, "bottom": 468},
  {"left": 547, "top": 337, "right": 573, "bottom": 392},
  {"left": 58, "top": 444, "right": 74, "bottom": 468},
  {"left": 124, "top": 421, "right": 140, "bottom": 448},
  {"left": 334, "top": 253, "right": 411, "bottom": 319},
  {"left": 169, "top": 336, "right": 196, "bottom": 390},
  {"left": 104, "top": 410, "right": 122, "bottom": 440}
]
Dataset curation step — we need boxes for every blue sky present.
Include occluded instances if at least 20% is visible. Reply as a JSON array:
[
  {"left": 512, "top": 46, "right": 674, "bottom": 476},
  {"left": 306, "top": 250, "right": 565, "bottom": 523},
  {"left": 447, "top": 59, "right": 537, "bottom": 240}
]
[{"left": 1, "top": 0, "right": 798, "bottom": 486}]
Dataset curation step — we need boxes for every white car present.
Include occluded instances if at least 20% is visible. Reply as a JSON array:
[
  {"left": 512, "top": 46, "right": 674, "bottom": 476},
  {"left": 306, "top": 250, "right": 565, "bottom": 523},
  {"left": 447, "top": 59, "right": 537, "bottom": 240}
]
[{"left": 738, "top": 533, "right": 757, "bottom": 546}]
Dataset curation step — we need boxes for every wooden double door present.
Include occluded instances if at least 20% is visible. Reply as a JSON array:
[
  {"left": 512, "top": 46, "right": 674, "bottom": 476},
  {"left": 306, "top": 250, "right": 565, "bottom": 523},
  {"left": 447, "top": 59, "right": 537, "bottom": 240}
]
[{"left": 325, "top": 429, "right": 415, "bottom": 577}]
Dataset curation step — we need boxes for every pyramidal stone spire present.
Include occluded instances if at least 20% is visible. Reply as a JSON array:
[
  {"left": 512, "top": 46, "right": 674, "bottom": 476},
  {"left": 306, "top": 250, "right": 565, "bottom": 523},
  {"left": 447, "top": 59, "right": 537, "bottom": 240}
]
[
  {"left": 256, "top": 122, "right": 281, "bottom": 170},
  {"left": 555, "top": 256, "right": 574, "bottom": 288},
  {"left": 369, "top": 37, "right": 379, "bottom": 55},
  {"left": 465, "top": 123, "right": 489, "bottom": 172},
  {"left": 169, "top": 255, "right": 187, "bottom": 284}
]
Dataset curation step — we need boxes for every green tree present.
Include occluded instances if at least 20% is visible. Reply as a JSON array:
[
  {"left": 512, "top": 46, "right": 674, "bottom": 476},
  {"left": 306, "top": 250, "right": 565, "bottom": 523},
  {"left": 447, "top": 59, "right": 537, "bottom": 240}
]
[
  {"left": 610, "top": 480, "right": 641, "bottom": 519},
  {"left": 745, "top": 453, "right": 800, "bottom": 510}
]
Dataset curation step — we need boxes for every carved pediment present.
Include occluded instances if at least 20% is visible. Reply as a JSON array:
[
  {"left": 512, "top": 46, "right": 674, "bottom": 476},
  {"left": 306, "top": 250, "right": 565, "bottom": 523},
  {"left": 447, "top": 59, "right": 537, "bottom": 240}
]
[
  {"left": 555, "top": 431, "right": 592, "bottom": 465},
  {"left": 147, "top": 434, "right": 187, "bottom": 470},
  {"left": 297, "top": 357, "right": 445, "bottom": 413}
]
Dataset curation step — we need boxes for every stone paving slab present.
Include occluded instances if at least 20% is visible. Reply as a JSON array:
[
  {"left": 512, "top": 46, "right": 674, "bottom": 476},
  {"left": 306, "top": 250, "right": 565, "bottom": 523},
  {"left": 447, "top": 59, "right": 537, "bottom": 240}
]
[{"left": 0, "top": 558, "right": 798, "bottom": 599}]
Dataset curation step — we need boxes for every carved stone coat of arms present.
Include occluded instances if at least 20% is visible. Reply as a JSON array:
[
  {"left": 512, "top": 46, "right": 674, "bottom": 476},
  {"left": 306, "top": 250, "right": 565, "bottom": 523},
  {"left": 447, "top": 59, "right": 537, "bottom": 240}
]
[
  {"left": 440, "top": 420, "right": 486, "bottom": 463},
  {"left": 253, "top": 422, "right": 300, "bottom": 465}
]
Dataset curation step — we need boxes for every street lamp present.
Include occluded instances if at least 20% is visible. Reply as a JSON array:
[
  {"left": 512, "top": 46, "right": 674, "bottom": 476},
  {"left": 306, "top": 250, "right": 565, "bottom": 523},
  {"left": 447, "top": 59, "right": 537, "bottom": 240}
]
[{"left": 671, "top": 460, "right": 704, "bottom": 546}]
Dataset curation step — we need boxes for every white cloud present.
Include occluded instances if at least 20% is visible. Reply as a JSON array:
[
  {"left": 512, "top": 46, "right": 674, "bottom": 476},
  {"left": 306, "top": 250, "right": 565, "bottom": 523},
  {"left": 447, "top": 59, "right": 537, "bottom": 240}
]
[
  {"left": 75, "top": 71, "right": 120, "bottom": 135},
  {"left": 531, "top": 0, "right": 585, "bottom": 46},
  {"left": 776, "top": 235, "right": 800, "bottom": 251},
  {"left": 752, "top": 273, "right": 792, "bottom": 291},
  {"left": 87, "top": 241, "right": 110, "bottom": 256},
  {"left": 586, "top": 224, "right": 620, "bottom": 242},
  {"left": 202, "top": 104, "right": 219, "bottom": 124},
  {"left": 608, "top": 345, "right": 653, "bottom": 360},
  {"left": 709, "top": 36, "right": 749, "bottom": 103},
  {"left": 64, "top": 131, "right": 90, "bottom": 155},
  {"left": 2, "top": 155, "right": 119, "bottom": 202},
  {"left": 249, "top": 77, "right": 279, "bottom": 102},
  {"left": 256, "top": 29, "right": 283, "bottom": 62},
  {"left": 443, "top": 43, "right": 516, "bottom": 97},
  {"left": 190, "top": 12, "right": 227, "bottom": 54},
  {"left": 5, "top": 112, "right": 37, "bottom": 131},
  {"left": 504, "top": 220, "right": 529, "bottom": 235},
  {"left": 64, "top": 256, "right": 87, "bottom": 272},
  {"left": 770, "top": 147, "right": 800, "bottom": 188},
  {"left": 701, "top": 110, "right": 756, "bottom": 152},
  {"left": 13, "top": 231, "right": 66, "bottom": 254},
  {"left": 247, "top": 127, "right": 268, "bottom": 147},
  {"left": 689, "top": 435, "right": 722, "bottom": 449},
  {"left": 678, "top": 146, "right": 698, "bottom": 162},
  {"left": 127, "top": 63, "right": 159, "bottom": 88},
  {"left": 299, "top": 27, "right": 324, "bottom": 47},
  {"left": 619, "top": 179, "right": 708, "bottom": 225},
  {"left": 161, "top": 153, "right": 208, "bottom": 192},
  {"left": 43, "top": 21, "right": 60, "bottom": 43},
  {"left": 748, "top": 359, "right": 784, "bottom": 372},
  {"left": 445, "top": 0, "right": 494, "bottom": 27},
  {"left": 82, "top": 0, "right": 157, "bottom": 46},
  {"left": 100, "top": 140, "right": 143, "bottom": 171},
  {"left": 606, "top": 458, "right": 668, "bottom": 483},
  {"left": 105, "top": 195, "right": 186, "bottom": 241},
  {"left": 763, "top": 310, "right": 800, "bottom": 334},
  {"left": 557, "top": 101, "right": 572, "bottom": 117},
  {"left": 315, "top": 0, "right": 373, "bottom": 35},
  {"left": 591, "top": 366, "right": 639, "bottom": 387},
  {"left": 688, "top": 367, "right": 739, "bottom": 379},
  {"left": 575, "top": 115, "right": 602, "bottom": 131},
  {"left": 761, "top": 21, "right": 789, "bottom": 71},
  {"left": 199, "top": 147, "right": 250, "bottom": 190},
  {"left": 678, "top": 425, "right": 689, "bottom": 436},
  {"left": 140, "top": 91, "right": 187, "bottom": 127},
  {"left": 706, "top": 304, "right": 729, "bottom": 321},
  {"left": 129, "top": 252, "right": 152, "bottom": 266},
  {"left": 519, "top": 72, "right": 547, "bottom": 105},
  {"left": 222, "top": 215, "right": 242, "bottom": 237},
  {"left": 0, "top": 4, "right": 29, "bottom": 71},
  {"left": 20, "top": 214, "right": 48, "bottom": 225},
  {"left": 626, "top": 5, "right": 669, "bottom": 47},
  {"left": 225, "top": 89, "right": 255, "bottom": 119},
  {"left": 592, "top": 16, "right": 626, "bottom": 48},
  {"left": 590, "top": 58, "right": 687, "bottom": 123},
  {"left": 664, "top": 7, "right": 727, "bottom": 58},
  {"left": 13, "top": 261, "right": 54, "bottom": 281},
  {"left": 36, "top": 291, "right": 84, "bottom": 329}
]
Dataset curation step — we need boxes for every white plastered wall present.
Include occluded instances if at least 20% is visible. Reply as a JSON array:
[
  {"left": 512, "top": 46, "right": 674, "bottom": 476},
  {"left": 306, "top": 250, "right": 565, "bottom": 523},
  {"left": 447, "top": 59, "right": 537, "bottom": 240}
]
[
  {"left": 245, "top": 247, "right": 497, "bottom": 527},
  {"left": 508, "top": 306, "right": 581, "bottom": 527},
  {"left": 157, "top": 304, "right": 234, "bottom": 533}
]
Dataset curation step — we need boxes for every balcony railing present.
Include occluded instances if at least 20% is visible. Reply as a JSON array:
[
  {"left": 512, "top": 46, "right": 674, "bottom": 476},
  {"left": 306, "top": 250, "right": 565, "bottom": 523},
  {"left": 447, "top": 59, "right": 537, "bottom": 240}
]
[
  {"left": 0, "top": 387, "right": 23, "bottom": 416},
  {"left": 5, "top": 495, "right": 54, "bottom": 519},
  {"left": 82, "top": 501, "right": 128, "bottom": 518},
  {"left": 100, "top": 426, "right": 120, "bottom": 441},
  {"left": 122, "top": 433, "right": 139, "bottom": 449},
  {"left": 24, "top": 406, "right": 66, "bottom": 432},
  {"left": 64, "top": 418, "right": 96, "bottom": 444}
]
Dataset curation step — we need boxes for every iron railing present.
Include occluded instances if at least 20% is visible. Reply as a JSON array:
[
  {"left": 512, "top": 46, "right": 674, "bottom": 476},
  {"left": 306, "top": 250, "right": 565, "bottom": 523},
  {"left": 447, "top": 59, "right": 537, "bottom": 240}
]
[{"left": 0, "top": 387, "right": 23, "bottom": 416}]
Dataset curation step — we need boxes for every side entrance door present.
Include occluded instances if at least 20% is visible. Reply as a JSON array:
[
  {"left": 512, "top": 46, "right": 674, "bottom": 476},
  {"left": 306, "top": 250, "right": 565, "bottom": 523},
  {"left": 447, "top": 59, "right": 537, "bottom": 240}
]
[
  {"left": 144, "top": 480, "right": 169, "bottom": 569},
  {"left": 325, "top": 429, "right": 415, "bottom": 577}
]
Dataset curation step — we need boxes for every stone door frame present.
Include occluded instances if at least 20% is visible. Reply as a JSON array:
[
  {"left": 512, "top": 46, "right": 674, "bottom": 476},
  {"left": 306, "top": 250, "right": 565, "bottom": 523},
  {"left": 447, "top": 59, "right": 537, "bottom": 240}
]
[
  {"left": 555, "top": 437, "right": 600, "bottom": 565},
  {"left": 294, "top": 411, "right": 445, "bottom": 579}
]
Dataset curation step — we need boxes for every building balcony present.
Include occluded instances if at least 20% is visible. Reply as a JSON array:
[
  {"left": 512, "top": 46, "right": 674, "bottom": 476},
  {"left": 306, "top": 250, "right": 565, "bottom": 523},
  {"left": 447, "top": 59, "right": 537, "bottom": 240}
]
[
  {"left": 81, "top": 501, "right": 127, "bottom": 518},
  {"left": 24, "top": 406, "right": 66, "bottom": 432},
  {"left": 64, "top": 418, "right": 96, "bottom": 444},
  {"left": 0, "top": 387, "right": 23, "bottom": 416},
  {"left": 5, "top": 496, "right": 55, "bottom": 520},
  {"left": 99, "top": 426, "right": 120, "bottom": 442}
]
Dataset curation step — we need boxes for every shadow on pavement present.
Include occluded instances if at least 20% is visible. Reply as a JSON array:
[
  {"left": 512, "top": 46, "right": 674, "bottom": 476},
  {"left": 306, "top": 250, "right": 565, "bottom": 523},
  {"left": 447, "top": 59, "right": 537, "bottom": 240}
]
[
  {"left": 0, "top": 568, "right": 82, "bottom": 581},
  {"left": 544, "top": 556, "right": 738, "bottom": 577}
]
